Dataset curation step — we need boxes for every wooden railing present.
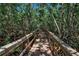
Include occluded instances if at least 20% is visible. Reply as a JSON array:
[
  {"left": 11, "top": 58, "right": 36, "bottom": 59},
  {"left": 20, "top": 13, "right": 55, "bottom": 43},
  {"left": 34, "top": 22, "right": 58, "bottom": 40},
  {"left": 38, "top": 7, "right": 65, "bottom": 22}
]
[
  {"left": 0, "top": 28, "right": 39, "bottom": 56},
  {"left": 47, "top": 31, "right": 79, "bottom": 56}
]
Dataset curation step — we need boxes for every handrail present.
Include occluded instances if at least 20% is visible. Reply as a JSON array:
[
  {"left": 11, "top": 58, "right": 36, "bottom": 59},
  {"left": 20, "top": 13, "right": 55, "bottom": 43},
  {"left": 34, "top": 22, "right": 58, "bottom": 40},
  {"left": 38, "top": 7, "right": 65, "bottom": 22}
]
[
  {"left": 0, "top": 33, "right": 33, "bottom": 56},
  {"left": 0, "top": 28, "right": 39, "bottom": 56},
  {"left": 47, "top": 31, "right": 79, "bottom": 56}
]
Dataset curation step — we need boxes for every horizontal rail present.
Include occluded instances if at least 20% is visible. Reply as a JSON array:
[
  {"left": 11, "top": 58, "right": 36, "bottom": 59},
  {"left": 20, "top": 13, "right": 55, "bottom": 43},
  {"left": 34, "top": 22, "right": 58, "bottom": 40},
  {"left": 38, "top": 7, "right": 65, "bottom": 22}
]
[
  {"left": 19, "top": 35, "right": 36, "bottom": 56},
  {"left": 0, "top": 32, "right": 33, "bottom": 56},
  {"left": 48, "top": 31, "right": 79, "bottom": 56},
  {"left": 0, "top": 28, "right": 39, "bottom": 56}
]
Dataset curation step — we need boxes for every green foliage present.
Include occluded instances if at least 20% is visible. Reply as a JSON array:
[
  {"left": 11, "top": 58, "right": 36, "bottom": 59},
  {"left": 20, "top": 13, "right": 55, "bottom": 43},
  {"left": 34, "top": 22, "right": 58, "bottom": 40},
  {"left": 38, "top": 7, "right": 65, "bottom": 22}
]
[
  {"left": 4, "top": 36, "right": 12, "bottom": 44},
  {"left": 0, "top": 3, "right": 79, "bottom": 51}
]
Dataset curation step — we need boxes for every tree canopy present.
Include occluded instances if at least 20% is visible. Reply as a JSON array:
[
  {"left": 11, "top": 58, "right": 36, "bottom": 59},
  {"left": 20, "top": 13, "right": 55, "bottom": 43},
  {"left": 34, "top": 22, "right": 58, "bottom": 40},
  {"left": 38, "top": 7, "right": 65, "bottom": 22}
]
[{"left": 0, "top": 3, "right": 79, "bottom": 50}]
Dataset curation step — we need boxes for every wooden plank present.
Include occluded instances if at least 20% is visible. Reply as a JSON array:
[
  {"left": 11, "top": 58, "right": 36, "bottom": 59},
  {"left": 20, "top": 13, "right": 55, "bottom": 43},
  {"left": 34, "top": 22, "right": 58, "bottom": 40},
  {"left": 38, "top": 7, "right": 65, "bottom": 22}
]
[
  {"left": 28, "top": 38, "right": 52, "bottom": 56},
  {"left": 0, "top": 32, "right": 33, "bottom": 56},
  {"left": 48, "top": 31, "right": 79, "bottom": 56}
]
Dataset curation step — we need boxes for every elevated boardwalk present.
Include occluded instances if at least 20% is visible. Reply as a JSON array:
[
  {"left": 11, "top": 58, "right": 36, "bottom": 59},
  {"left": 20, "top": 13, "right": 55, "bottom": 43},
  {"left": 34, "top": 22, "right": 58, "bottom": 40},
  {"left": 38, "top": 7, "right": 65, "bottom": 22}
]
[{"left": 0, "top": 28, "right": 79, "bottom": 56}]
